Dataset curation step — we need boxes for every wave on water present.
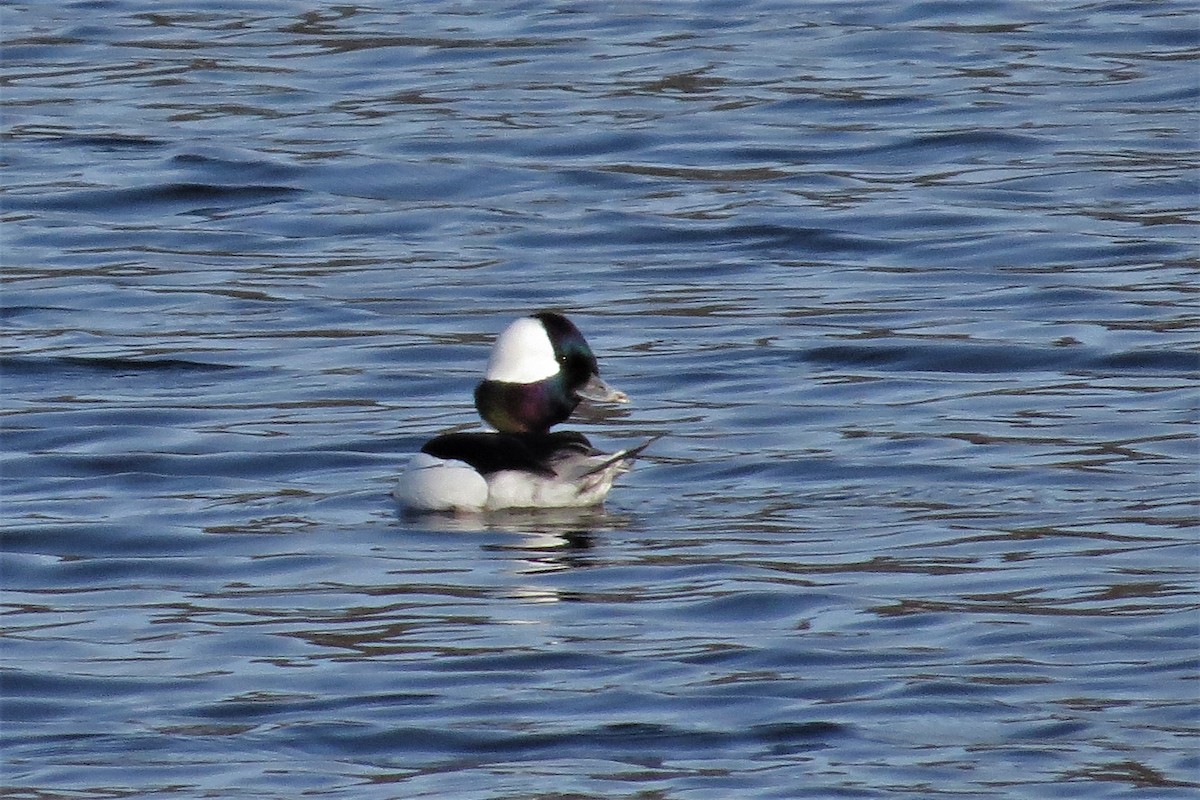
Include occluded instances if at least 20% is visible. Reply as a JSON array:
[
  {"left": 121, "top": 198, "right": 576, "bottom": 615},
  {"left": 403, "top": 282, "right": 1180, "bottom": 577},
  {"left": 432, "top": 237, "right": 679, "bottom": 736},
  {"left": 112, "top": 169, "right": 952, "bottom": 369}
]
[
  {"left": 804, "top": 342, "right": 1200, "bottom": 375},
  {"left": 11, "top": 182, "right": 302, "bottom": 214},
  {"left": 0, "top": 354, "right": 239, "bottom": 375}
]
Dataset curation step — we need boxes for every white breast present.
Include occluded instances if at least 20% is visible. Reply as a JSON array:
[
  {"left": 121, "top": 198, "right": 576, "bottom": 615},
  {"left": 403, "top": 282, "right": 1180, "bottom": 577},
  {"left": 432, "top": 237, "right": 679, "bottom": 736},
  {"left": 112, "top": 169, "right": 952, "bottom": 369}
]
[
  {"left": 394, "top": 452, "right": 489, "bottom": 512},
  {"left": 484, "top": 317, "right": 558, "bottom": 383}
]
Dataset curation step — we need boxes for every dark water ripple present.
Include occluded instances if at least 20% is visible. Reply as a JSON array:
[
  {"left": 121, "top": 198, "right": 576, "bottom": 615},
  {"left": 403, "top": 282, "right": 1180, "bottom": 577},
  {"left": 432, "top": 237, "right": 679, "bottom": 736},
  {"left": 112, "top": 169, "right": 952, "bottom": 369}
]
[{"left": 3, "top": 1, "right": 1199, "bottom": 798}]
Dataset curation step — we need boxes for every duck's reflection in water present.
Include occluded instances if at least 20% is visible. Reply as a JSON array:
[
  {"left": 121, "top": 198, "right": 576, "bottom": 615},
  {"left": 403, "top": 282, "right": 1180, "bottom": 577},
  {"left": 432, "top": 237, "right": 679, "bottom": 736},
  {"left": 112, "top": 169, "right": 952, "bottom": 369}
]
[{"left": 398, "top": 504, "right": 635, "bottom": 581}]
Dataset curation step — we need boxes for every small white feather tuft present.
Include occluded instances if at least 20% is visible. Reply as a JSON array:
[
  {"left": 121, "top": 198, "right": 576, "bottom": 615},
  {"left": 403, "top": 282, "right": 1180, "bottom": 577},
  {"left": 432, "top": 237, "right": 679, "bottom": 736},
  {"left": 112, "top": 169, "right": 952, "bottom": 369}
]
[{"left": 484, "top": 317, "right": 558, "bottom": 383}]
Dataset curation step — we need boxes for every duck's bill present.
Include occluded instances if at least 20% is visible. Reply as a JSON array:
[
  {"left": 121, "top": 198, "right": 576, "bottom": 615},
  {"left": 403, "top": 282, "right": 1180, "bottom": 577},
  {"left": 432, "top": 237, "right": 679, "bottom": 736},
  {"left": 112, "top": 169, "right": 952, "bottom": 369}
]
[{"left": 577, "top": 373, "right": 628, "bottom": 403}]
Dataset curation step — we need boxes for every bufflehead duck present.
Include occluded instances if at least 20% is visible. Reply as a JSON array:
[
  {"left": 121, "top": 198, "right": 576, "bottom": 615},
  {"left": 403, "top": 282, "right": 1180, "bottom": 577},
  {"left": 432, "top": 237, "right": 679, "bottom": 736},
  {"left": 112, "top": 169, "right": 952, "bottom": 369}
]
[{"left": 395, "top": 312, "right": 653, "bottom": 513}]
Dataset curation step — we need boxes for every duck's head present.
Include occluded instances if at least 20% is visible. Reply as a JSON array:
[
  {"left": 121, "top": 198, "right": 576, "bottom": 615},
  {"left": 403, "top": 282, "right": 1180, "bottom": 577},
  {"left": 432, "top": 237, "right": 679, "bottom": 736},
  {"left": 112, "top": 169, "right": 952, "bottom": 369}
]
[{"left": 474, "top": 311, "right": 627, "bottom": 434}]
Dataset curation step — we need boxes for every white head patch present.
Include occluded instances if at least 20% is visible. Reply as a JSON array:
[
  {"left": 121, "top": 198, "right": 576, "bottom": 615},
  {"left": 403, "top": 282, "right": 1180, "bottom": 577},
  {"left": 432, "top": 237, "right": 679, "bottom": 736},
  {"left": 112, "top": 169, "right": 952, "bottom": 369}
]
[{"left": 484, "top": 317, "right": 559, "bottom": 383}]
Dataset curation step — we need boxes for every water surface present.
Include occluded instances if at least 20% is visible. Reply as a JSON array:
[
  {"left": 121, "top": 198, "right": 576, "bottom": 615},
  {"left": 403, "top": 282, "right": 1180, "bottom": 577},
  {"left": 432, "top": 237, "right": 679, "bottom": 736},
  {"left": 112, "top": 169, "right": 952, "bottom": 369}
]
[{"left": 3, "top": 1, "right": 1198, "bottom": 798}]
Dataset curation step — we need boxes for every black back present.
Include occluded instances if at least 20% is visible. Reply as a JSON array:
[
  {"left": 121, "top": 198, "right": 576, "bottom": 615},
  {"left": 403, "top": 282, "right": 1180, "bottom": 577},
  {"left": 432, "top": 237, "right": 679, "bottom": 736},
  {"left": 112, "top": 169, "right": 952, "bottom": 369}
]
[{"left": 420, "top": 431, "right": 595, "bottom": 476}]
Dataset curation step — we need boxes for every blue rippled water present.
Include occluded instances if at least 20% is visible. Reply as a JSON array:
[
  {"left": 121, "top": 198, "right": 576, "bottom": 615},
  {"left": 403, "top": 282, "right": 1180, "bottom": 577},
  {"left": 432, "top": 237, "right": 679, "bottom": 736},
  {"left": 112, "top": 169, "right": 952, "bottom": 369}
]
[{"left": 3, "top": 1, "right": 1198, "bottom": 798}]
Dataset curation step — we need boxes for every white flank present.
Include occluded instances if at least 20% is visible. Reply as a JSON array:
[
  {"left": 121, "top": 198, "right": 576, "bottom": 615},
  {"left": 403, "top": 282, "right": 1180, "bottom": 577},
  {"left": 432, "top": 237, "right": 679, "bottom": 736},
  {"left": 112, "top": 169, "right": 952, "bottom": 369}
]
[
  {"left": 484, "top": 317, "right": 559, "bottom": 383},
  {"left": 397, "top": 439, "right": 654, "bottom": 513},
  {"left": 484, "top": 450, "right": 633, "bottom": 510},
  {"left": 394, "top": 452, "right": 489, "bottom": 512}
]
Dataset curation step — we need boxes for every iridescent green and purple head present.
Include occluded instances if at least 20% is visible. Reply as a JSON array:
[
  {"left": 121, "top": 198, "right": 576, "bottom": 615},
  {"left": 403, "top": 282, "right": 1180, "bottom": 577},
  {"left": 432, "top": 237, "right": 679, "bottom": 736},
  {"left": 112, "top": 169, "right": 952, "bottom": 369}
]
[{"left": 474, "top": 312, "right": 627, "bottom": 434}]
